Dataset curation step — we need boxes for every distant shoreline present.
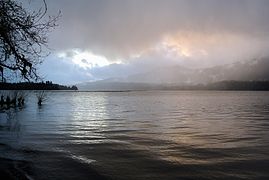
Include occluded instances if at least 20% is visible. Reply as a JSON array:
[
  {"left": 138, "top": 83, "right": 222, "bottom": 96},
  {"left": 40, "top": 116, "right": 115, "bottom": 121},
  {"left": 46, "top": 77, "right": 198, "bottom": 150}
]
[
  {"left": 0, "top": 82, "right": 78, "bottom": 90},
  {"left": 77, "top": 89, "right": 269, "bottom": 92},
  {"left": 1, "top": 81, "right": 269, "bottom": 91},
  {"left": 77, "top": 80, "right": 269, "bottom": 91}
]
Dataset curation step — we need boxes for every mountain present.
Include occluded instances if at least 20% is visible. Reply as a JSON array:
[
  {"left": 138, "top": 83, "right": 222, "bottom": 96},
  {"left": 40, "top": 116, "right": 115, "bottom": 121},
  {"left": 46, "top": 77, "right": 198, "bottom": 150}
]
[
  {"left": 199, "top": 57, "right": 269, "bottom": 83},
  {"left": 126, "top": 57, "right": 269, "bottom": 84},
  {"left": 77, "top": 57, "right": 269, "bottom": 91},
  {"left": 77, "top": 80, "right": 158, "bottom": 91}
]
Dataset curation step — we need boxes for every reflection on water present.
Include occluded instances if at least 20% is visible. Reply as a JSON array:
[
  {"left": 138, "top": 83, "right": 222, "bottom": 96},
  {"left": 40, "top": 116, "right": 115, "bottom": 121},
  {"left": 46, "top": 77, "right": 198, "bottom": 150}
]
[{"left": 1, "top": 91, "right": 269, "bottom": 179}]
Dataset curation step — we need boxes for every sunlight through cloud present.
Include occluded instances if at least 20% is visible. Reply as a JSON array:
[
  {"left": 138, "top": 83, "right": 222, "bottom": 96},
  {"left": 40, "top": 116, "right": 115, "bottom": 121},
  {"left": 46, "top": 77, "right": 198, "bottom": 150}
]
[{"left": 58, "top": 50, "right": 111, "bottom": 69}]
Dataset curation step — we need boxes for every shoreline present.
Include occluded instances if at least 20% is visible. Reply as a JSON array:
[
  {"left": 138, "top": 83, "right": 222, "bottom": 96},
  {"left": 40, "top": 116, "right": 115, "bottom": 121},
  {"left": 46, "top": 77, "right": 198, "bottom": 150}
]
[
  {"left": 0, "top": 150, "right": 109, "bottom": 180},
  {"left": 0, "top": 157, "right": 31, "bottom": 180}
]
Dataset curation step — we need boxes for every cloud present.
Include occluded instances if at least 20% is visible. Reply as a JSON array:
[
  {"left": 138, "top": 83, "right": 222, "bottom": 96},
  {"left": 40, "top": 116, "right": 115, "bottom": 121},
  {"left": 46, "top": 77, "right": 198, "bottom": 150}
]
[
  {"left": 45, "top": 0, "right": 269, "bottom": 61},
  {"left": 39, "top": 55, "right": 94, "bottom": 84},
  {"left": 32, "top": 0, "right": 269, "bottom": 84}
]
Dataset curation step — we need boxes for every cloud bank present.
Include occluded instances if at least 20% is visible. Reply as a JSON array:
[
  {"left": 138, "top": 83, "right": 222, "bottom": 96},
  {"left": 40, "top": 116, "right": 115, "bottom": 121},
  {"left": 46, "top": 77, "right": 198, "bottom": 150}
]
[
  {"left": 34, "top": 0, "right": 269, "bottom": 83},
  {"left": 46, "top": 0, "right": 269, "bottom": 58}
]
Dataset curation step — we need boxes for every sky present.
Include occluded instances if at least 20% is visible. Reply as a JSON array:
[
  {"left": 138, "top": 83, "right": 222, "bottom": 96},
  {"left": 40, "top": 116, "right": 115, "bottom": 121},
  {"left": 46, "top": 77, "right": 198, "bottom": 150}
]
[{"left": 28, "top": 0, "right": 269, "bottom": 84}]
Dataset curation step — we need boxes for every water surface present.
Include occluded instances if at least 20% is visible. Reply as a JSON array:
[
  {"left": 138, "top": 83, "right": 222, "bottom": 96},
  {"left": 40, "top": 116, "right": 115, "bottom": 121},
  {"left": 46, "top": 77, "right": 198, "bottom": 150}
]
[{"left": 1, "top": 91, "right": 269, "bottom": 179}]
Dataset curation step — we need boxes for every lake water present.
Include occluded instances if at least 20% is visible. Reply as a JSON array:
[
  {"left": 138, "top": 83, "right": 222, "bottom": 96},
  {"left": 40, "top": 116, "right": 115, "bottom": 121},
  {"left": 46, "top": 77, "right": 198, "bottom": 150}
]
[{"left": 0, "top": 91, "right": 269, "bottom": 180}]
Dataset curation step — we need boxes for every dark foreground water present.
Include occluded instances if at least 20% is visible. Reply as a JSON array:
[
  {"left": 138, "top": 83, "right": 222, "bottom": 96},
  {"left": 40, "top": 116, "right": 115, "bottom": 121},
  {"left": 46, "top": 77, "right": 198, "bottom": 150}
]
[{"left": 0, "top": 91, "right": 269, "bottom": 180}]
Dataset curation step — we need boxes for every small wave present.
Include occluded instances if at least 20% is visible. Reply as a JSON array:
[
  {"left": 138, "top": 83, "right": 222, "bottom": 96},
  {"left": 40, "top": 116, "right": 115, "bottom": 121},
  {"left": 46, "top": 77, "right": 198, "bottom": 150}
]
[
  {"left": 55, "top": 148, "right": 97, "bottom": 165},
  {"left": 70, "top": 154, "right": 96, "bottom": 165}
]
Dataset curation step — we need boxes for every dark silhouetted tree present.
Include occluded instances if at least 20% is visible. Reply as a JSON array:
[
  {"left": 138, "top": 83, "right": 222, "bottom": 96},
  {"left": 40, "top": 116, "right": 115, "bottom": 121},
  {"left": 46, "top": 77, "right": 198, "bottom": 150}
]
[{"left": 0, "top": 0, "right": 59, "bottom": 82}]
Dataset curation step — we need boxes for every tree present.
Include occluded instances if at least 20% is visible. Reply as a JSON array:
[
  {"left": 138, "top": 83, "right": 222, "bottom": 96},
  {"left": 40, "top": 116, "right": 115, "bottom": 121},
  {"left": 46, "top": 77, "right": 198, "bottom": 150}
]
[{"left": 0, "top": 0, "right": 59, "bottom": 82}]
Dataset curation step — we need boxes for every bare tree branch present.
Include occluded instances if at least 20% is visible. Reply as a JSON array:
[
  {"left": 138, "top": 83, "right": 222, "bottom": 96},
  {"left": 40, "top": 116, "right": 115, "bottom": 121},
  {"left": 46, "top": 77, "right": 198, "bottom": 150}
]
[{"left": 0, "top": 0, "right": 60, "bottom": 82}]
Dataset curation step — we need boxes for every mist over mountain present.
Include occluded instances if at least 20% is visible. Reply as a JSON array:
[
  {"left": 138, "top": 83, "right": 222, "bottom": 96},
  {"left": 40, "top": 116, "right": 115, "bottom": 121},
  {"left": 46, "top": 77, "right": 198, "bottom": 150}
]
[
  {"left": 126, "top": 57, "right": 269, "bottom": 83},
  {"left": 77, "top": 57, "right": 269, "bottom": 91}
]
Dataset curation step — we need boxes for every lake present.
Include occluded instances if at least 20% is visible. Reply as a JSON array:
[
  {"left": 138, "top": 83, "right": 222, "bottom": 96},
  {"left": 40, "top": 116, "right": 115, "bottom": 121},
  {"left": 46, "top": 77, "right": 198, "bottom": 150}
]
[{"left": 0, "top": 91, "right": 269, "bottom": 179}]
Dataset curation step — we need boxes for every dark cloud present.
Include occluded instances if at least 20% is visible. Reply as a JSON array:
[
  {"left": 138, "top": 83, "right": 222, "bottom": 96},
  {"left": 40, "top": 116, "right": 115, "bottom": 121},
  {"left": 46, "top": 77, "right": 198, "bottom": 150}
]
[
  {"left": 44, "top": 0, "right": 269, "bottom": 59},
  {"left": 81, "top": 59, "right": 89, "bottom": 64}
]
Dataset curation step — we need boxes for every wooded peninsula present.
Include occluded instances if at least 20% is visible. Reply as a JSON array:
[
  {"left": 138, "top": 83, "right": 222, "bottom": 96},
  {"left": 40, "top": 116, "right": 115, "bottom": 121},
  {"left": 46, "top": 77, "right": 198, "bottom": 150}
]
[{"left": 0, "top": 81, "right": 78, "bottom": 90}]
